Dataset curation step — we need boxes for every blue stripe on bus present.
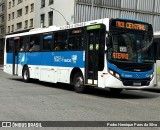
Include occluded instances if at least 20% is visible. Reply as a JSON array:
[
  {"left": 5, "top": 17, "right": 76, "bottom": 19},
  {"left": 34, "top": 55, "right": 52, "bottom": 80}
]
[
  {"left": 7, "top": 53, "right": 13, "bottom": 63},
  {"left": 6, "top": 51, "right": 85, "bottom": 68},
  {"left": 107, "top": 61, "right": 153, "bottom": 79}
]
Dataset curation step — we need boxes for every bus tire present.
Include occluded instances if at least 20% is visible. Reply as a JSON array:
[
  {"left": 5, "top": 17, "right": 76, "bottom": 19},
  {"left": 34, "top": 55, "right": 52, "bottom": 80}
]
[
  {"left": 109, "top": 88, "right": 123, "bottom": 94},
  {"left": 22, "top": 66, "right": 30, "bottom": 83},
  {"left": 73, "top": 72, "right": 85, "bottom": 93}
]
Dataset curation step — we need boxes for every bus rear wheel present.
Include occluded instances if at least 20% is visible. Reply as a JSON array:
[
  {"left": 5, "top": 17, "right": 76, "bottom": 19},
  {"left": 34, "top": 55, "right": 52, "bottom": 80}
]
[
  {"left": 22, "top": 66, "right": 30, "bottom": 83},
  {"left": 73, "top": 72, "right": 85, "bottom": 93}
]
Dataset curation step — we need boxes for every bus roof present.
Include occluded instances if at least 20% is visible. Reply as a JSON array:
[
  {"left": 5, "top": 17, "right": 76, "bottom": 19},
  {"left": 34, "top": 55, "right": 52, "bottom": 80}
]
[
  {"left": 5, "top": 18, "right": 110, "bottom": 38},
  {"left": 5, "top": 17, "right": 150, "bottom": 39}
]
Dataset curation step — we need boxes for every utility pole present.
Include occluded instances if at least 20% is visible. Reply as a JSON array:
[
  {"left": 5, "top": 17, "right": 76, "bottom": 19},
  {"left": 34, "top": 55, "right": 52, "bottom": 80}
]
[{"left": 50, "top": 7, "right": 69, "bottom": 25}]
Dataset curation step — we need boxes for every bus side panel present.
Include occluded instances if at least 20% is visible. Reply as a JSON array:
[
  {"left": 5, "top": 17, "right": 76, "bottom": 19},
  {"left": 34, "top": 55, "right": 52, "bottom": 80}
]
[
  {"left": 40, "top": 52, "right": 55, "bottom": 82},
  {"left": 52, "top": 51, "right": 85, "bottom": 84},
  {"left": 18, "top": 51, "right": 85, "bottom": 84},
  {"left": 18, "top": 52, "right": 41, "bottom": 79},
  {"left": 4, "top": 53, "right": 13, "bottom": 75}
]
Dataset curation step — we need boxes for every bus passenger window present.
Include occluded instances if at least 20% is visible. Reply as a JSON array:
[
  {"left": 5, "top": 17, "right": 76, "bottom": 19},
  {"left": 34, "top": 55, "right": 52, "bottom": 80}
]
[
  {"left": 6, "top": 38, "right": 13, "bottom": 52},
  {"left": 23, "top": 36, "right": 29, "bottom": 51},
  {"left": 68, "top": 36, "right": 84, "bottom": 50},
  {"left": 29, "top": 34, "right": 41, "bottom": 52},
  {"left": 68, "top": 28, "right": 84, "bottom": 50},
  {"left": 20, "top": 38, "right": 25, "bottom": 52},
  {"left": 54, "top": 31, "right": 67, "bottom": 50},
  {"left": 43, "top": 34, "right": 53, "bottom": 51}
]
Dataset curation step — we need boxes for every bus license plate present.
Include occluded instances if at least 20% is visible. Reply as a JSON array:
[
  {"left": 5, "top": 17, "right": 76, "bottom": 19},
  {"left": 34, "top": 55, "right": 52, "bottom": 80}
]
[{"left": 133, "top": 82, "right": 141, "bottom": 86}]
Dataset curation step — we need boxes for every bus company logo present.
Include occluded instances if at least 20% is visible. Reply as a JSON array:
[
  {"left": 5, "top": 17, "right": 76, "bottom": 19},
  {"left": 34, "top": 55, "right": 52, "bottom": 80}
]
[
  {"left": 72, "top": 55, "right": 77, "bottom": 63},
  {"left": 54, "top": 56, "right": 61, "bottom": 62}
]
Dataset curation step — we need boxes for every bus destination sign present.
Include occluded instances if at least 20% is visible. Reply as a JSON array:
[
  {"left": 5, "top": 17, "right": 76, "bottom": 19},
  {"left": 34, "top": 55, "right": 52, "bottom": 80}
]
[{"left": 115, "top": 21, "right": 147, "bottom": 31}]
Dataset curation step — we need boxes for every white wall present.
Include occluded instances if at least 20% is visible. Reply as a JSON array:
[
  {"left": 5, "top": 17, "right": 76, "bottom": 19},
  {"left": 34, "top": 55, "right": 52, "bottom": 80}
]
[{"left": 34, "top": 0, "right": 75, "bottom": 28}]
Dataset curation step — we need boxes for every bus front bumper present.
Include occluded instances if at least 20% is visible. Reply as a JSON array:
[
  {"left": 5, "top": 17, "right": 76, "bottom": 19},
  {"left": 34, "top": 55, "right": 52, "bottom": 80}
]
[{"left": 103, "top": 74, "right": 155, "bottom": 90}]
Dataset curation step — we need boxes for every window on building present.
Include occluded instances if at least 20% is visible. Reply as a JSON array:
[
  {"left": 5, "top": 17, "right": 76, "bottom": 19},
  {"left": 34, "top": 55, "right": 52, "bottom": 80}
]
[
  {"left": 24, "top": 20, "right": 28, "bottom": 29},
  {"left": 0, "top": 16, "right": 2, "bottom": 23},
  {"left": 1, "top": 15, "right": 4, "bottom": 23},
  {"left": 0, "top": 27, "right": 4, "bottom": 34},
  {"left": 30, "top": 3, "right": 34, "bottom": 12},
  {"left": 49, "top": 0, "right": 54, "bottom": 5},
  {"left": 11, "top": 25, "right": 14, "bottom": 32},
  {"left": 17, "top": 9, "right": 22, "bottom": 17},
  {"left": 9, "top": 2, "right": 11, "bottom": 9},
  {"left": 12, "top": 12, "right": 14, "bottom": 19},
  {"left": 18, "top": 0, "right": 23, "bottom": 4},
  {"left": 48, "top": 11, "right": 53, "bottom": 26},
  {"left": 8, "top": 14, "right": 11, "bottom": 21},
  {"left": 25, "top": 6, "right": 28, "bottom": 14},
  {"left": 40, "top": 14, "right": 45, "bottom": 27},
  {"left": 41, "top": 0, "right": 45, "bottom": 8},
  {"left": 2, "top": 5, "right": 4, "bottom": 12},
  {"left": 12, "top": 0, "right": 15, "bottom": 7},
  {"left": 8, "top": 26, "right": 10, "bottom": 33},
  {"left": 17, "top": 22, "right": 22, "bottom": 29},
  {"left": 30, "top": 19, "right": 33, "bottom": 28}
]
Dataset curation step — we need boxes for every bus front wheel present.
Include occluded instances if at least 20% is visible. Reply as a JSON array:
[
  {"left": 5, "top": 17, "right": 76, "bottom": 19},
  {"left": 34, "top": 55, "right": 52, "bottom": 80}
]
[
  {"left": 22, "top": 66, "right": 30, "bottom": 83},
  {"left": 73, "top": 72, "right": 85, "bottom": 93}
]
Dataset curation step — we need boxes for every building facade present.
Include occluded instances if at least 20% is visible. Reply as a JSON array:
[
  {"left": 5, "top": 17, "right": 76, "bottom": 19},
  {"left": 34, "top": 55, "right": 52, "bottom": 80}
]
[
  {"left": 5, "top": 0, "right": 160, "bottom": 33},
  {"left": 0, "top": 0, "right": 6, "bottom": 65},
  {"left": 34, "top": 0, "right": 75, "bottom": 28},
  {"left": 75, "top": 0, "right": 160, "bottom": 31},
  {"left": 6, "top": 0, "right": 35, "bottom": 34},
  {"left": 0, "top": 0, "right": 5, "bottom": 37},
  {"left": 34, "top": 0, "right": 160, "bottom": 31}
]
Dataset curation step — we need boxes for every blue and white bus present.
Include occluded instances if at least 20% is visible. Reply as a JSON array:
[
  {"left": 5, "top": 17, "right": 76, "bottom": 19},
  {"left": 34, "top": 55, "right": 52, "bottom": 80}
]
[{"left": 4, "top": 18, "right": 154, "bottom": 93}]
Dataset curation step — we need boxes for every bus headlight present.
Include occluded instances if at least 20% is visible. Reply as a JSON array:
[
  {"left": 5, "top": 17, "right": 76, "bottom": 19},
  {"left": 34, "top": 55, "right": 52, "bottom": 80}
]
[
  {"left": 109, "top": 69, "right": 120, "bottom": 79},
  {"left": 115, "top": 73, "right": 120, "bottom": 79},
  {"left": 150, "top": 73, "right": 154, "bottom": 79},
  {"left": 109, "top": 70, "right": 114, "bottom": 75}
]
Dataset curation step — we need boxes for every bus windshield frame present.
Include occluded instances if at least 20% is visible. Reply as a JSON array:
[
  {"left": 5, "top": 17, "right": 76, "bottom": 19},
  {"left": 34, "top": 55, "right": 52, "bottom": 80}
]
[{"left": 108, "top": 19, "right": 154, "bottom": 64}]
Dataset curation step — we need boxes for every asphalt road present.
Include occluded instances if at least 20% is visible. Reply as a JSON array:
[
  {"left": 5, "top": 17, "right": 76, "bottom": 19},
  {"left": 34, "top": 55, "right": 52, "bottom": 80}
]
[{"left": 0, "top": 69, "right": 160, "bottom": 130}]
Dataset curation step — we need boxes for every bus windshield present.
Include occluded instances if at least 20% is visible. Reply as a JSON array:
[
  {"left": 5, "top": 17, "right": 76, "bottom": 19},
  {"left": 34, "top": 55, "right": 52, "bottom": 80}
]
[{"left": 108, "top": 31, "right": 154, "bottom": 63}]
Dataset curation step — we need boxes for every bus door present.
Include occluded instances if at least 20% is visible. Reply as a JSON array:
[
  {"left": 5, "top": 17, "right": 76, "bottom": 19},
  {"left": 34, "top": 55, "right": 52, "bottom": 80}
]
[
  {"left": 85, "top": 25, "right": 105, "bottom": 86},
  {"left": 12, "top": 37, "right": 20, "bottom": 75}
]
